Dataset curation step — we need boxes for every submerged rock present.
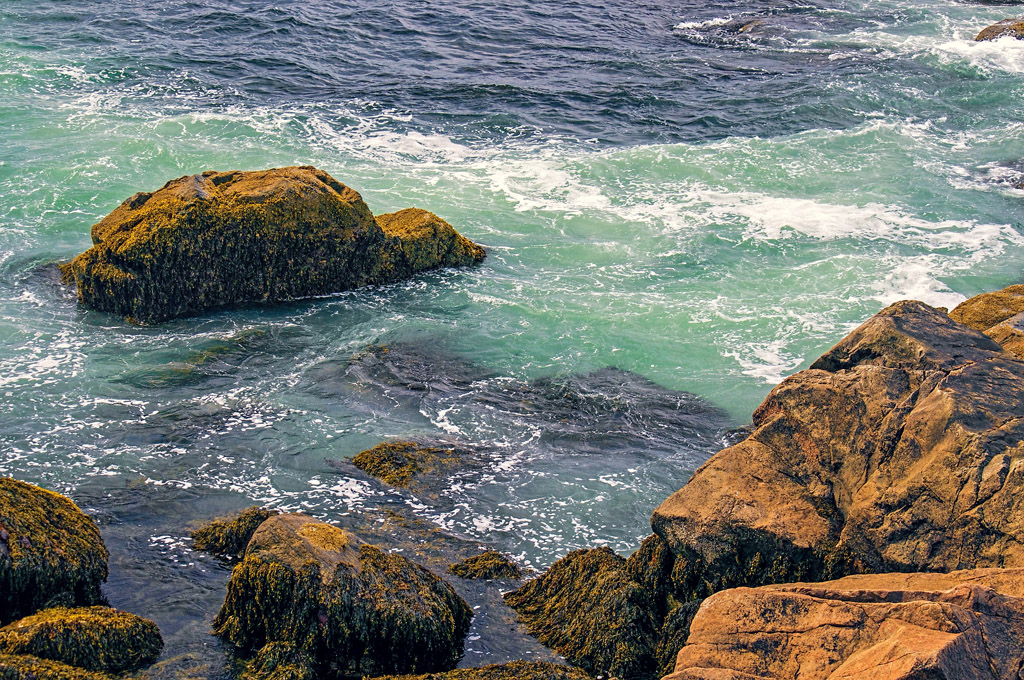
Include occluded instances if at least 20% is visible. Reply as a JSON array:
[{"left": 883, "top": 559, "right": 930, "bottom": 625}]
[
  {"left": 61, "top": 166, "right": 485, "bottom": 323},
  {"left": 371, "top": 660, "right": 591, "bottom": 680},
  {"left": 191, "top": 506, "right": 279, "bottom": 558},
  {"left": 0, "top": 607, "right": 162, "bottom": 674},
  {"left": 352, "top": 441, "right": 480, "bottom": 496},
  {"left": 652, "top": 300, "right": 1024, "bottom": 599},
  {"left": 448, "top": 552, "right": 521, "bottom": 580},
  {"left": 213, "top": 513, "right": 473, "bottom": 678},
  {"left": 0, "top": 479, "right": 108, "bottom": 625},
  {"left": 504, "top": 547, "right": 660, "bottom": 680},
  {"left": 666, "top": 568, "right": 1024, "bottom": 680},
  {"left": 0, "top": 654, "right": 112, "bottom": 680},
  {"left": 975, "top": 17, "right": 1024, "bottom": 40}
]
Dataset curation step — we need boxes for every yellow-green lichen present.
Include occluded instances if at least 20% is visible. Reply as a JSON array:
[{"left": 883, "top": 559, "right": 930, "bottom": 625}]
[
  {"left": 0, "top": 479, "right": 108, "bottom": 625},
  {"left": 0, "top": 607, "right": 161, "bottom": 674}
]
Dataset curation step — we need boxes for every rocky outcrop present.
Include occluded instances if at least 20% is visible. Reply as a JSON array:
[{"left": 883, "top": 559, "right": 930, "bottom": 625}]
[
  {"left": 949, "top": 283, "right": 1024, "bottom": 359},
  {"left": 213, "top": 513, "right": 473, "bottom": 678},
  {"left": 371, "top": 660, "right": 592, "bottom": 680},
  {"left": 665, "top": 568, "right": 1024, "bottom": 680},
  {"left": 191, "top": 506, "right": 279, "bottom": 558},
  {"left": 448, "top": 552, "right": 521, "bottom": 580},
  {"left": 504, "top": 547, "right": 661, "bottom": 680},
  {"left": 0, "top": 607, "right": 162, "bottom": 674},
  {"left": 975, "top": 18, "right": 1024, "bottom": 41},
  {"left": 61, "top": 166, "right": 485, "bottom": 322},
  {"left": 652, "top": 300, "right": 1024, "bottom": 600},
  {"left": 0, "top": 479, "right": 108, "bottom": 625}
]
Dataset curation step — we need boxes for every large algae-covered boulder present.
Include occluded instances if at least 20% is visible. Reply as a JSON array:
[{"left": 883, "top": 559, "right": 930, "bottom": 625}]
[
  {"left": 651, "top": 300, "right": 1024, "bottom": 601},
  {"left": 0, "top": 607, "right": 162, "bottom": 673},
  {"left": 213, "top": 513, "right": 472, "bottom": 678},
  {"left": 665, "top": 567, "right": 1024, "bottom": 680},
  {"left": 975, "top": 18, "right": 1024, "bottom": 41},
  {"left": 0, "top": 479, "right": 108, "bottom": 625},
  {"left": 61, "top": 167, "right": 485, "bottom": 322},
  {"left": 372, "top": 660, "right": 592, "bottom": 680},
  {"left": 0, "top": 654, "right": 112, "bottom": 680},
  {"left": 504, "top": 547, "right": 661, "bottom": 680}
]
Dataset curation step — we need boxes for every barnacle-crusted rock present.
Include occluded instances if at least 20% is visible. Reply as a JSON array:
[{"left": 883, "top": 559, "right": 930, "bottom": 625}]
[
  {"left": 0, "top": 607, "right": 162, "bottom": 674},
  {"left": 0, "top": 654, "right": 111, "bottom": 680},
  {"left": 191, "top": 506, "right": 279, "bottom": 558},
  {"left": 504, "top": 547, "right": 660, "bottom": 680},
  {"left": 975, "top": 17, "right": 1024, "bottom": 41},
  {"left": 240, "top": 642, "right": 315, "bottom": 680},
  {"left": 352, "top": 441, "right": 467, "bottom": 492},
  {"left": 448, "top": 551, "right": 521, "bottom": 580},
  {"left": 371, "top": 660, "right": 592, "bottom": 680},
  {"left": 213, "top": 513, "right": 473, "bottom": 678},
  {"left": 0, "top": 479, "right": 108, "bottom": 625},
  {"left": 61, "top": 166, "right": 485, "bottom": 323},
  {"left": 665, "top": 568, "right": 1024, "bottom": 680},
  {"left": 652, "top": 300, "right": 1024, "bottom": 601}
]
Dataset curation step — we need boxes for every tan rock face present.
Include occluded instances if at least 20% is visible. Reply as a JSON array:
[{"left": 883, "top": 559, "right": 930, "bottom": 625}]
[
  {"left": 61, "top": 167, "right": 485, "bottom": 322},
  {"left": 949, "top": 284, "right": 1024, "bottom": 359},
  {"left": 652, "top": 300, "right": 1024, "bottom": 600},
  {"left": 975, "top": 18, "right": 1024, "bottom": 41},
  {"left": 665, "top": 568, "right": 1024, "bottom": 680}
]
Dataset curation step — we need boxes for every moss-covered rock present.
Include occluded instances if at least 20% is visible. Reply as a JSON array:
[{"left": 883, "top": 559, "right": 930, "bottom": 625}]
[
  {"left": 975, "top": 17, "right": 1024, "bottom": 41},
  {"left": 0, "top": 479, "right": 108, "bottom": 625},
  {"left": 213, "top": 513, "right": 473, "bottom": 678},
  {"left": 370, "top": 660, "right": 592, "bottom": 680},
  {"left": 0, "top": 654, "right": 111, "bottom": 680},
  {"left": 504, "top": 547, "right": 659, "bottom": 680},
  {"left": 352, "top": 441, "right": 466, "bottom": 490},
  {"left": 191, "top": 506, "right": 279, "bottom": 558},
  {"left": 448, "top": 552, "right": 521, "bottom": 580},
  {"left": 240, "top": 642, "right": 314, "bottom": 680},
  {"left": 61, "top": 167, "right": 485, "bottom": 323},
  {"left": 0, "top": 607, "right": 161, "bottom": 674}
]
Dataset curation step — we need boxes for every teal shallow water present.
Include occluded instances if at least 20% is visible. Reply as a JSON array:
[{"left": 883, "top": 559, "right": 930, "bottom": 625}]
[{"left": 0, "top": 0, "right": 1023, "bottom": 669}]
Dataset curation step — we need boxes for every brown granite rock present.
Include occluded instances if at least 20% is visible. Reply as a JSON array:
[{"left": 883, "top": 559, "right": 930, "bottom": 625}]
[
  {"left": 61, "top": 167, "right": 485, "bottom": 322},
  {"left": 949, "top": 284, "right": 1024, "bottom": 359},
  {"left": 652, "top": 300, "right": 1024, "bottom": 601},
  {"left": 665, "top": 568, "right": 1024, "bottom": 680},
  {"left": 975, "top": 18, "right": 1024, "bottom": 41}
]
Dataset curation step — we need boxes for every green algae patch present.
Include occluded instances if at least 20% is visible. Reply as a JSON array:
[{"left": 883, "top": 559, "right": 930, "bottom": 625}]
[
  {"left": 213, "top": 513, "right": 472, "bottom": 678},
  {"left": 0, "top": 607, "right": 162, "bottom": 674},
  {"left": 504, "top": 547, "right": 659, "bottom": 680},
  {"left": 352, "top": 442, "right": 465, "bottom": 490},
  {"left": 448, "top": 552, "right": 521, "bottom": 580},
  {"left": 0, "top": 479, "right": 108, "bottom": 625},
  {"left": 240, "top": 642, "right": 314, "bottom": 680},
  {"left": 191, "top": 506, "right": 279, "bottom": 558},
  {"left": 61, "top": 167, "right": 486, "bottom": 323},
  {"left": 0, "top": 654, "right": 112, "bottom": 680},
  {"left": 370, "top": 660, "right": 592, "bottom": 680}
]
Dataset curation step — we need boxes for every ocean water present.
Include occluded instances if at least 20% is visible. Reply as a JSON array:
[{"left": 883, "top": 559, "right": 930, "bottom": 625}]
[{"left": 1, "top": 0, "right": 1023, "bottom": 672}]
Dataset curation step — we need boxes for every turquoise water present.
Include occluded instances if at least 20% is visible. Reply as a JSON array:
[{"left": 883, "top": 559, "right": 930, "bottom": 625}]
[{"left": 1, "top": 0, "right": 1023, "bottom": 669}]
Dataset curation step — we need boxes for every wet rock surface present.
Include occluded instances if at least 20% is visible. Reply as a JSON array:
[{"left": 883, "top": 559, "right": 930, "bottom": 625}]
[
  {"left": 213, "top": 513, "right": 474, "bottom": 678},
  {"left": 448, "top": 552, "right": 522, "bottom": 581},
  {"left": 61, "top": 166, "right": 485, "bottom": 323},
  {"left": 666, "top": 568, "right": 1024, "bottom": 680},
  {"left": 0, "top": 479, "right": 109, "bottom": 625},
  {"left": 0, "top": 606, "right": 162, "bottom": 674},
  {"left": 975, "top": 17, "right": 1024, "bottom": 40},
  {"left": 652, "top": 300, "right": 1024, "bottom": 597},
  {"left": 191, "top": 507, "right": 280, "bottom": 559}
]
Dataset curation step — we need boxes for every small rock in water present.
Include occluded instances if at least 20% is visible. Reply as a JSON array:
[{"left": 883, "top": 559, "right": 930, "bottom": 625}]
[
  {"left": 975, "top": 17, "right": 1024, "bottom": 40},
  {"left": 191, "top": 506, "right": 279, "bottom": 558},
  {"left": 448, "top": 551, "right": 522, "bottom": 580}
]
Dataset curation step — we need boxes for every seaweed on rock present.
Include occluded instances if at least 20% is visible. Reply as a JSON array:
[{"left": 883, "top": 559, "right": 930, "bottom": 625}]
[
  {"left": 191, "top": 506, "right": 279, "bottom": 558},
  {"left": 448, "top": 552, "right": 521, "bottom": 580},
  {"left": 0, "top": 654, "right": 112, "bottom": 680},
  {"left": 0, "top": 607, "right": 162, "bottom": 674},
  {"left": 0, "top": 479, "right": 108, "bottom": 625}
]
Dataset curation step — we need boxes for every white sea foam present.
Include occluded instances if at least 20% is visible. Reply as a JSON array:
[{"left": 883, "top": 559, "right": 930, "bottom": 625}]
[{"left": 673, "top": 16, "right": 734, "bottom": 31}]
